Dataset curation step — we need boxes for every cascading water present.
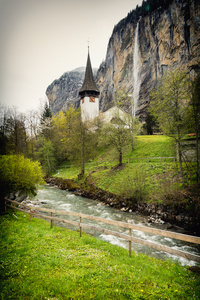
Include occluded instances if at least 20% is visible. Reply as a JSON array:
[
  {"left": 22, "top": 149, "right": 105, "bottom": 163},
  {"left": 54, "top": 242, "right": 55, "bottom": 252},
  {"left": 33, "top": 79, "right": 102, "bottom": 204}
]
[{"left": 133, "top": 21, "right": 141, "bottom": 118}]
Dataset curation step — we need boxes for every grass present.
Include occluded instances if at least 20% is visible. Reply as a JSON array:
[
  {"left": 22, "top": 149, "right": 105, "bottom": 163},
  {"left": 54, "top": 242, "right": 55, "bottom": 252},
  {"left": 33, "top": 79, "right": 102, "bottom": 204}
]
[
  {"left": 53, "top": 136, "right": 180, "bottom": 201},
  {"left": 1, "top": 211, "right": 200, "bottom": 299},
  {"left": 54, "top": 135, "right": 175, "bottom": 178}
]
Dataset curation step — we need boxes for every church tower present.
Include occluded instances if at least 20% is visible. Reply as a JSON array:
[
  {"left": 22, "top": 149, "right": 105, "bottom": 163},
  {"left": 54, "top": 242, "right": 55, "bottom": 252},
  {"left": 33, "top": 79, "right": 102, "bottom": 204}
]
[{"left": 79, "top": 49, "right": 100, "bottom": 122}]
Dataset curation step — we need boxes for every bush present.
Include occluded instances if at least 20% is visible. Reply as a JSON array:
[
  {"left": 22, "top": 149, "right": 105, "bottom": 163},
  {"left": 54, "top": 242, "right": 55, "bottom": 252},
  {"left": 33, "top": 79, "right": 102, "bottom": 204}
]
[{"left": 0, "top": 155, "right": 45, "bottom": 211}]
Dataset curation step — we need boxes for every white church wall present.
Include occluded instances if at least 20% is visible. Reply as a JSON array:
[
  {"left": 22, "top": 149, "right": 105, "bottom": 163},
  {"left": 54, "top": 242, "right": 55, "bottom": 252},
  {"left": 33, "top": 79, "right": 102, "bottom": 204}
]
[{"left": 81, "top": 96, "right": 99, "bottom": 122}]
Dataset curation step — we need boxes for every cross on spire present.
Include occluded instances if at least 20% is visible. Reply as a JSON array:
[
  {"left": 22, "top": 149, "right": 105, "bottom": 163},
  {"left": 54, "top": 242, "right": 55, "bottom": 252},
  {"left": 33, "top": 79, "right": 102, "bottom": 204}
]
[{"left": 87, "top": 37, "right": 90, "bottom": 49}]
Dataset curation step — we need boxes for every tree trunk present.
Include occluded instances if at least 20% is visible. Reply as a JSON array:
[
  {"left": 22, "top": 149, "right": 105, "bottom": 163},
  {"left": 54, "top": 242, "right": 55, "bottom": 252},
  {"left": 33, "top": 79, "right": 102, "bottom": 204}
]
[
  {"left": 80, "top": 133, "right": 85, "bottom": 176},
  {"left": 131, "top": 134, "right": 134, "bottom": 151},
  {"left": 178, "top": 141, "right": 184, "bottom": 186},
  {"left": 196, "top": 132, "right": 199, "bottom": 183},
  {"left": 119, "top": 151, "right": 122, "bottom": 166}
]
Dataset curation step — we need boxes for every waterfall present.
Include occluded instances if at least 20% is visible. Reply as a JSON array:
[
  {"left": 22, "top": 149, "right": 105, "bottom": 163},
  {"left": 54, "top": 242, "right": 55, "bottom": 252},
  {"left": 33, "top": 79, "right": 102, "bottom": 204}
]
[{"left": 133, "top": 21, "right": 141, "bottom": 118}]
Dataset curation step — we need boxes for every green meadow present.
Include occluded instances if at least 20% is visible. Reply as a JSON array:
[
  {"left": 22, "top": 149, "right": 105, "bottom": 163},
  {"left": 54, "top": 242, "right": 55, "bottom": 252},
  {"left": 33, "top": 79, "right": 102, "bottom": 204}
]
[
  {"left": 0, "top": 211, "right": 200, "bottom": 299},
  {"left": 54, "top": 135, "right": 194, "bottom": 203}
]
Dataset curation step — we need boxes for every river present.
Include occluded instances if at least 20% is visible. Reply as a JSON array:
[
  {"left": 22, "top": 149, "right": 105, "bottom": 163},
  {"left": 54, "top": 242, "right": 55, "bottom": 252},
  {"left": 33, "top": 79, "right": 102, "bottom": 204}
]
[{"left": 33, "top": 185, "right": 200, "bottom": 267}]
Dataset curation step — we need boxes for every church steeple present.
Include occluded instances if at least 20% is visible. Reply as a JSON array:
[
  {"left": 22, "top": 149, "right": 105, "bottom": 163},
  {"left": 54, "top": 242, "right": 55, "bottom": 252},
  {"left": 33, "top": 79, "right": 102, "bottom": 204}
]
[{"left": 79, "top": 49, "right": 100, "bottom": 98}]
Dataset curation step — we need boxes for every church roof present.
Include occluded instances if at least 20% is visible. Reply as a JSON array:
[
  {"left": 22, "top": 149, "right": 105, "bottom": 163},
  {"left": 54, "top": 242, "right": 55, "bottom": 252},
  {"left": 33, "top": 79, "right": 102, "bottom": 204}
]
[{"left": 79, "top": 50, "right": 100, "bottom": 96}]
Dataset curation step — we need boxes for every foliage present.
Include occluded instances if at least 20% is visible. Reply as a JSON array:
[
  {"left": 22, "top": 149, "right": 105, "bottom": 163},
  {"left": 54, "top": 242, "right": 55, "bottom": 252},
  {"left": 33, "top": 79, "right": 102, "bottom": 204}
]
[
  {"left": 52, "top": 105, "right": 99, "bottom": 176},
  {"left": 0, "top": 211, "right": 199, "bottom": 299},
  {"left": 0, "top": 155, "right": 44, "bottom": 211},
  {"left": 143, "top": 111, "right": 158, "bottom": 135},
  {"left": 40, "top": 102, "right": 52, "bottom": 124},
  {"left": 116, "top": 164, "right": 148, "bottom": 202},
  {"left": 114, "top": 89, "right": 142, "bottom": 150},
  {"left": 39, "top": 102, "right": 53, "bottom": 139},
  {"left": 99, "top": 122, "right": 131, "bottom": 166},
  {"left": 150, "top": 68, "right": 190, "bottom": 185},
  {"left": 35, "top": 138, "right": 57, "bottom": 175},
  {"left": 0, "top": 106, "right": 28, "bottom": 155},
  {"left": 187, "top": 74, "right": 200, "bottom": 183},
  {"left": 54, "top": 135, "right": 181, "bottom": 203}
]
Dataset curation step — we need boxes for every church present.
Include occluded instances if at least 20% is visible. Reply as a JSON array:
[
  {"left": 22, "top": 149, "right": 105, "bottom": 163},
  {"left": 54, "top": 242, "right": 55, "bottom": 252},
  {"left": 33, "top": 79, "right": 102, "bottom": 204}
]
[
  {"left": 79, "top": 49, "right": 100, "bottom": 122},
  {"left": 79, "top": 49, "right": 129, "bottom": 125}
]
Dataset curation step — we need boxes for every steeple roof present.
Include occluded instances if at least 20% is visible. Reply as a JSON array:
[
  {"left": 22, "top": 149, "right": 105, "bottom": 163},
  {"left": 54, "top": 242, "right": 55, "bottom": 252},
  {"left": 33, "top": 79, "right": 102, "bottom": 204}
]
[{"left": 79, "top": 50, "right": 100, "bottom": 96}]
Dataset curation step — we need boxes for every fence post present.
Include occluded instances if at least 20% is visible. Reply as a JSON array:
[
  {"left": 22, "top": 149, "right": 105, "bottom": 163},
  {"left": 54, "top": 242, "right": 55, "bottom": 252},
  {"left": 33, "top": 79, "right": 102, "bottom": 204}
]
[
  {"left": 51, "top": 212, "right": 53, "bottom": 228},
  {"left": 80, "top": 215, "right": 82, "bottom": 237},
  {"left": 129, "top": 228, "right": 132, "bottom": 257},
  {"left": 30, "top": 209, "right": 32, "bottom": 221},
  {"left": 5, "top": 199, "right": 7, "bottom": 211}
]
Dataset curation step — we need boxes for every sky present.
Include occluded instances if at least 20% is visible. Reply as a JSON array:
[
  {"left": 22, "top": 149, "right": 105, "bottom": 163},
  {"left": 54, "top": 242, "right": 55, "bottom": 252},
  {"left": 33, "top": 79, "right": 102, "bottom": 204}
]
[{"left": 0, "top": 0, "right": 142, "bottom": 113}]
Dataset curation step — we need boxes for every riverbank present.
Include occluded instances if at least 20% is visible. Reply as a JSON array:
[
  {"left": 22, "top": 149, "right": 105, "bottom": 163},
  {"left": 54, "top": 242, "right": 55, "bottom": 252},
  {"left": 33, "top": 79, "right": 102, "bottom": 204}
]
[
  {"left": 46, "top": 177, "right": 200, "bottom": 236},
  {"left": 1, "top": 211, "right": 200, "bottom": 299}
]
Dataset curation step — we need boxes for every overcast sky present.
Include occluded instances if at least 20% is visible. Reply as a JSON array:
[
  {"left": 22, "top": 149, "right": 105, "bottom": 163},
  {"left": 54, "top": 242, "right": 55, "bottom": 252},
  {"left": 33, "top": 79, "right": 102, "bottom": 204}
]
[{"left": 0, "top": 0, "right": 142, "bottom": 112}]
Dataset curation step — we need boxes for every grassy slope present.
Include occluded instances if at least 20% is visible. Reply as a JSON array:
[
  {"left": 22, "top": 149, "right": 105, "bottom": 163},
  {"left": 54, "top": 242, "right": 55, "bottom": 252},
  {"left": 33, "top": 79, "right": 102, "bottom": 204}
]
[
  {"left": 54, "top": 135, "right": 180, "bottom": 201},
  {"left": 0, "top": 211, "right": 200, "bottom": 299}
]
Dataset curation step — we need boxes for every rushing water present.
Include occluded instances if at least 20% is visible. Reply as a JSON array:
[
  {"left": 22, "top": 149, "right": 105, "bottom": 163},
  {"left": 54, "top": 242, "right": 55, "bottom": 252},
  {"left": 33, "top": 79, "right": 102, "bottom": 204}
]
[
  {"left": 33, "top": 185, "right": 200, "bottom": 266},
  {"left": 133, "top": 21, "right": 141, "bottom": 118}
]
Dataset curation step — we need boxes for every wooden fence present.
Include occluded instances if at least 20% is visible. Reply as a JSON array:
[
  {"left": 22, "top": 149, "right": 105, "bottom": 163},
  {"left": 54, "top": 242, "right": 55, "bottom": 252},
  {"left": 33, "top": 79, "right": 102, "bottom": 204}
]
[{"left": 5, "top": 199, "right": 200, "bottom": 263}]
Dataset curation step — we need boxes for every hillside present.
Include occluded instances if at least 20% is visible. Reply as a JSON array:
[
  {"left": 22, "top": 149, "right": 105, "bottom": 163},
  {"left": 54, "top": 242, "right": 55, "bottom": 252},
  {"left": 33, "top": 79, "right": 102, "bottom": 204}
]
[{"left": 54, "top": 135, "right": 176, "bottom": 197}]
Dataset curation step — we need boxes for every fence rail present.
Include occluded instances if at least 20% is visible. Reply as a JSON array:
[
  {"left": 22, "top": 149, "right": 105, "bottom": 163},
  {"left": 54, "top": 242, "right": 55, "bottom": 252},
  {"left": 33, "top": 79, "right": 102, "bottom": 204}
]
[{"left": 5, "top": 199, "right": 200, "bottom": 263}]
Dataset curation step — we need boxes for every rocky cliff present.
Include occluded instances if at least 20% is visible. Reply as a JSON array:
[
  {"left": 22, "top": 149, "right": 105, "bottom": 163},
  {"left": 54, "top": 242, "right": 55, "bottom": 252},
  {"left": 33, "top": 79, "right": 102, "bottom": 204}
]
[
  {"left": 46, "top": 0, "right": 200, "bottom": 118},
  {"left": 97, "top": 0, "right": 200, "bottom": 119},
  {"left": 46, "top": 67, "right": 84, "bottom": 114}
]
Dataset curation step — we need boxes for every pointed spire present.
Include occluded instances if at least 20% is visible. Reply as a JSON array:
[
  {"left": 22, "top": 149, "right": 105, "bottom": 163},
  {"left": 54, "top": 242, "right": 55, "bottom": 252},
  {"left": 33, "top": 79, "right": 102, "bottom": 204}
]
[{"left": 79, "top": 49, "right": 100, "bottom": 97}]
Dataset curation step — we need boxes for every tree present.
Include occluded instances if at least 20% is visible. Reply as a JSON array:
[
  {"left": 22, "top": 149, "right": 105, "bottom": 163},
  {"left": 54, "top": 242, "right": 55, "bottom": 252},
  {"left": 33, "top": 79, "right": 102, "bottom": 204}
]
[
  {"left": 39, "top": 102, "right": 53, "bottom": 139},
  {"left": 52, "top": 105, "right": 98, "bottom": 177},
  {"left": 0, "top": 106, "right": 28, "bottom": 155},
  {"left": 0, "top": 155, "right": 45, "bottom": 212},
  {"left": 35, "top": 138, "right": 57, "bottom": 175},
  {"left": 99, "top": 107, "right": 132, "bottom": 166},
  {"left": 68, "top": 113, "right": 99, "bottom": 177},
  {"left": 150, "top": 68, "right": 190, "bottom": 185},
  {"left": 143, "top": 112, "right": 157, "bottom": 135},
  {"left": 26, "top": 109, "right": 40, "bottom": 159},
  {"left": 114, "top": 90, "right": 141, "bottom": 150},
  {"left": 187, "top": 74, "right": 200, "bottom": 183}
]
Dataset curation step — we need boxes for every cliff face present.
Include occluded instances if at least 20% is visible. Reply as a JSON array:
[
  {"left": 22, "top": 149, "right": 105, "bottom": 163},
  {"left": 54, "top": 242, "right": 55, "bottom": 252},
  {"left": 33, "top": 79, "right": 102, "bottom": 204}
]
[
  {"left": 46, "top": 67, "right": 85, "bottom": 114},
  {"left": 46, "top": 0, "right": 200, "bottom": 118},
  {"left": 97, "top": 0, "right": 200, "bottom": 119}
]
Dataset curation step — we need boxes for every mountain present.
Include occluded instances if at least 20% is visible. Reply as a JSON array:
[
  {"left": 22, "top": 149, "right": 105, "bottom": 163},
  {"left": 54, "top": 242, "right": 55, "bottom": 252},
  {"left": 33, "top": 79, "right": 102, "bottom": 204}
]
[
  {"left": 46, "top": 0, "right": 200, "bottom": 118},
  {"left": 96, "top": 0, "right": 200, "bottom": 119}
]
